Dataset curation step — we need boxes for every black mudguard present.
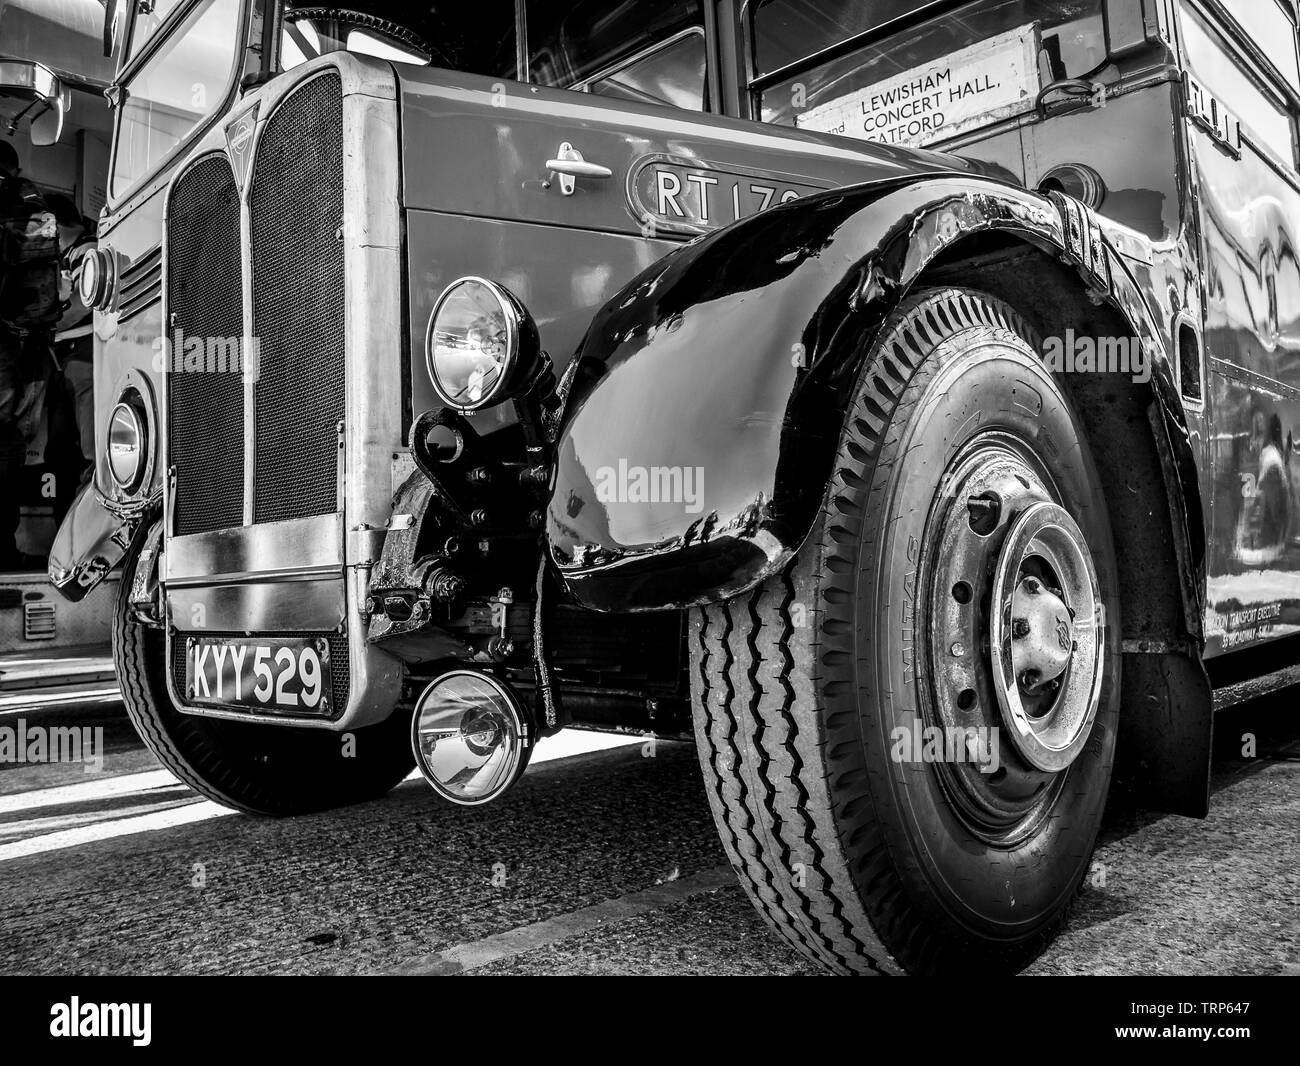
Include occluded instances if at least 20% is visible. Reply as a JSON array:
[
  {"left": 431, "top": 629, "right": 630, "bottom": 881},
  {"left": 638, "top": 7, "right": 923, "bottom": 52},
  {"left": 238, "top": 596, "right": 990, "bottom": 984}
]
[{"left": 546, "top": 176, "right": 1203, "bottom": 617}]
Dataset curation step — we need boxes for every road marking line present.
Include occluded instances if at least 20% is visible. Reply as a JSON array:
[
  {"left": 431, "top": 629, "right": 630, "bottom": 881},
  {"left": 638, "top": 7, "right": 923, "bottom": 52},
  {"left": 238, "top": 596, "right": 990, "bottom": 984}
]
[
  {"left": 0, "top": 770, "right": 183, "bottom": 816},
  {"left": 0, "top": 732, "right": 643, "bottom": 860},
  {"left": 0, "top": 800, "right": 238, "bottom": 862},
  {"left": 0, "top": 687, "right": 121, "bottom": 715},
  {"left": 390, "top": 865, "right": 737, "bottom": 975}
]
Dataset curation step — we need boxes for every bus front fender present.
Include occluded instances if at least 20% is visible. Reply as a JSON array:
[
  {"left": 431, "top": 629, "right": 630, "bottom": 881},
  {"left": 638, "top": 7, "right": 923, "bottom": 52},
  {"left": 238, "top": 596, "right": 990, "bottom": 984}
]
[{"left": 545, "top": 176, "right": 1196, "bottom": 614}]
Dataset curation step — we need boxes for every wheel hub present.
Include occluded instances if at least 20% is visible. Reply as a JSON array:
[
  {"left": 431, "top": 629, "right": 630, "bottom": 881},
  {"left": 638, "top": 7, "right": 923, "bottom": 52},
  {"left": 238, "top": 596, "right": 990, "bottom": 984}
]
[
  {"left": 1009, "top": 575, "right": 1073, "bottom": 692},
  {"left": 989, "top": 502, "right": 1103, "bottom": 772},
  {"left": 922, "top": 434, "right": 1107, "bottom": 843}
]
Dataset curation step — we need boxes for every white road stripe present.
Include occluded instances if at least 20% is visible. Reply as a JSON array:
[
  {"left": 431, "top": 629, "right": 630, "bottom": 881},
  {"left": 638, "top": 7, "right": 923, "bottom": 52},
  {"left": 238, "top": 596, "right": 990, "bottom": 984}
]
[
  {"left": 0, "top": 687, "right": 121, "bottom": 715},
  {"left": 390, "top": 866, "right": 738, "bottom": 975},
  {"left": 0, "top": 769, "right": 184, "bottom": 815},
  {"left": 0, "top": 800, "right": 239, "bottom": 862},
  {"left": 0, "top": 731, "right": 641, "bottom": 861}
]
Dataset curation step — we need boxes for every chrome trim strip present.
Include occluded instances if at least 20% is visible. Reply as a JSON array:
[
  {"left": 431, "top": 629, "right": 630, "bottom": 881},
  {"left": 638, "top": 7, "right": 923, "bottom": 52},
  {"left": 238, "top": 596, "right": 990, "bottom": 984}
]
[
  {"left": 165, "top": 563, "right": 340, "bottom": 588},
  {"left": 119, "top": 290, "right": 161, "bottom": 322},
  {"left": 165, "top": 512, "right": 343, "bottom": 582},
  {"left": 240, "top": 119, "right": 256, "bottom": 526},
  {"left": 167, "top": 579, "right": 345, "bottom": 634},
  {"left": 1210, "top": 356, "right": 1300, "bottom": 401}
]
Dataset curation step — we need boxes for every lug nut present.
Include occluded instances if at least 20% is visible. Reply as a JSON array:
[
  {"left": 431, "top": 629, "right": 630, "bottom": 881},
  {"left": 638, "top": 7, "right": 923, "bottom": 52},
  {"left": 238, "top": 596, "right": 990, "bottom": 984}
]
[
  {"left": 428, "top": 569, "right": 467, "bottom": 603},
  {"left": 1012, "top": 618, "right": 1030, "bottom": 639},
  {"left": 950, "top": 642, "right": 966, "bottom": 657},
  {"left": 966, "top": 493, "right": 1002, "bottom": 535}
]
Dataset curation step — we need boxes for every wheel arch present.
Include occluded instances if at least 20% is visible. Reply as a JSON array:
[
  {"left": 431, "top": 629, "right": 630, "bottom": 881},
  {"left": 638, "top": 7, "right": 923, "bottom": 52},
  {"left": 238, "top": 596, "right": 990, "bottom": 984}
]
[
  {"left": 548, "top": 178, "right": 1212, "bottom": 814},
  {"left": 549, "top": 178, "right": 1203, "bottom": 624}
]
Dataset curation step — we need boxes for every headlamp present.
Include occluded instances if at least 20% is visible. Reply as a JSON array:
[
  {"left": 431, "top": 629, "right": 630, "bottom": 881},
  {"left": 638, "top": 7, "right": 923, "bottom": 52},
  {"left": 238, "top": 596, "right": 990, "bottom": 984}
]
[{"left": 425, "top": 277, "right": 540, "bottom": 411}]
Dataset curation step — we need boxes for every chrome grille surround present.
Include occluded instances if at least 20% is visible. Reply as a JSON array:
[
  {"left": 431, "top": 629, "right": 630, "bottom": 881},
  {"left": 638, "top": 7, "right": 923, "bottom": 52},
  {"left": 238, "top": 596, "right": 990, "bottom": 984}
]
[{"left": 159, "top": 54, "right": 404, "bottom": 730}]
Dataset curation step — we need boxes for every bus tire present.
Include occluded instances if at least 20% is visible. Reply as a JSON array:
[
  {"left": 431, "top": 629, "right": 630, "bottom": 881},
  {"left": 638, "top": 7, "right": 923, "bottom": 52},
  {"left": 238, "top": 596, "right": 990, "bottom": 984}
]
[
  {"left": 113, "top": 561, "right": 414, "bottom": 816},
  {"left": 689, "top": 287, "right": 1120, "bottom": 975}
]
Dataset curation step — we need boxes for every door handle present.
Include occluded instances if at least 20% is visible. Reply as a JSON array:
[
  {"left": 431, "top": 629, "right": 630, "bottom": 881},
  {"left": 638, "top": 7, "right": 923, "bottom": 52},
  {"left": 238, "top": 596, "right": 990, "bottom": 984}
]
[{"left": 543, "top": 142, "right": 612, "bottom": 195}]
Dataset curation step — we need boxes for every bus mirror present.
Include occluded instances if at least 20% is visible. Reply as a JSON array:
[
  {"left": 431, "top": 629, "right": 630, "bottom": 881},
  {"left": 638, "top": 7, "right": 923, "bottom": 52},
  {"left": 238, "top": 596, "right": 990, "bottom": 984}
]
[
  {"left": 29, "top": 98, "right": 65, "bottom": 147},
  {"left": 0, "top": 60, "right": 68, "bottom": 146},
  {"left": 104, "top": 0, "right": 127, "bottom": 59}
]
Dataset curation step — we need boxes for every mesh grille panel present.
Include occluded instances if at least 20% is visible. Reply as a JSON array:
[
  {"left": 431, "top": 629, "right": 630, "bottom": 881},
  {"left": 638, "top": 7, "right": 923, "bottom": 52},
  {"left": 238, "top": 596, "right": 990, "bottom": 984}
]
[
  {"left": 170, "top": 632, "right": 351, "bottom": 719},
  {"left": 166, "top": 155, "right": 245, "bottom": 536},
  {"left": 250, "top": 73, "right": 346, "bottom": 524}
]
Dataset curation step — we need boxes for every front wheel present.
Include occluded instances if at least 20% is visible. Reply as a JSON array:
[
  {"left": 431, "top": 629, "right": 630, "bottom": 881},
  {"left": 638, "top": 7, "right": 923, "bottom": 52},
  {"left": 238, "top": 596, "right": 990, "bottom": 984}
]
[
  {"left": 114, "top": 559, "right": 414, "bottom": 816},
  {"left": 690, "top": 288, "right": 1120, "bottom": 975}
]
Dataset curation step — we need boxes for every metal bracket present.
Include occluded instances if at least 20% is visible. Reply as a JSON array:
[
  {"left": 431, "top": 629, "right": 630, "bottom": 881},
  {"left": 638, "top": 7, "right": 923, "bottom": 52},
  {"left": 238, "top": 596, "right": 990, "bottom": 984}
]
[{"left": 1183, "top": 73, "right": 1241, "bottom": 159}]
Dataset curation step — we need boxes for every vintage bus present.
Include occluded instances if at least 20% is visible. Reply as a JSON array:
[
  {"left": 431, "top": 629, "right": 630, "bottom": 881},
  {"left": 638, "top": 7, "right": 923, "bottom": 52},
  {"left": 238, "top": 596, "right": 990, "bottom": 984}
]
[
  {"left": 52, "top": 0, "right": 1300, "bottom": 975},
  {"left": 1, "top": 0, "right": 116, "bottom": 688}
]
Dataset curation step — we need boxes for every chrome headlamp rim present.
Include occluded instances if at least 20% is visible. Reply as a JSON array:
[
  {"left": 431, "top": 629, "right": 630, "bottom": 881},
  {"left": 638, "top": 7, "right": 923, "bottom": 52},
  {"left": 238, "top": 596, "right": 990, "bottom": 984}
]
[
  {"left": 77, "top": 247, "right": 113, "bottom": 310},
  {"left": 409, "top": 668, "right": 533, "bottom": 806},
  {"left": 424, "top": 275, "right": 521, "bottom": 413},
  {"left": 106, "top": 397, "right": 147, "bottom": 493}
]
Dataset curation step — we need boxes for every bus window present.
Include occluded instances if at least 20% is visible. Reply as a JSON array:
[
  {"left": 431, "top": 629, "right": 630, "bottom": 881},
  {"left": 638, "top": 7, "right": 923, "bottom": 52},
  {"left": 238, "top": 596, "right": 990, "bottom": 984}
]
[
  {"left": 1181, "top": 3, "right": 1295, "bottom": 166},
  {"left": 754, "top": 0, "right": 1106, "bottom": 145},
  {"left": 110, "top": 0, "right": 243, "bottom": 197},
  {"left": 583, "top": 29, "right": 707, "bottom": 110},
  {"left": 126, "top": 0, "right": 187, "bottom": 60},
  {"left": 278, "top": 3, "right": 516, "bottom": 76},
  {"left": 1218, "top": 0, "right": 1299, "bottom": 91},
  {"left": 277, "top": 1, "right": 707, "bottom": 111},
  {"left": 527, "top": 0, "right": 707, "bottom": 108}
]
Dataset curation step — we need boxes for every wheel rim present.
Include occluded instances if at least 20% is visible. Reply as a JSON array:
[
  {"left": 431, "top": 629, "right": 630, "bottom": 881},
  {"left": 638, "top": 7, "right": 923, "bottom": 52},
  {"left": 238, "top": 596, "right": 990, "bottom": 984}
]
[{"left": 921, "top": 431, "right": 1106, "bottom": 845}]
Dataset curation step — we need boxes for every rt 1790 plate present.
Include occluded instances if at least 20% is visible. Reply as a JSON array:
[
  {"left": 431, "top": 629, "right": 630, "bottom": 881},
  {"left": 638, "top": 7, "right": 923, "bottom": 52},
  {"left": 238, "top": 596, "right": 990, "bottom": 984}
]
[{"left": 183, "top": 636, "right": 333, "bottom": 715}]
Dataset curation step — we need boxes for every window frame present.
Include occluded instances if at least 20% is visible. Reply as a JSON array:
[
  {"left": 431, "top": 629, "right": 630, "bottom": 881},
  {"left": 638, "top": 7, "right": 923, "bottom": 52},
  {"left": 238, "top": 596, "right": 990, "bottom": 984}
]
[
  {"left": 1183, "top": 0, "right": 1300, "bottom": 176},
  {"left": 743, "top": 0, "right": 973, "bottom": 120},
  {"left": 571, "top": 25, "right": 710, "bottom": 110},
  {"left": 105, "top": 0, "right": 252, "bottom": 208},
  {"left": 1203, "top": 0, "right": 1300, "bottom": 98}
]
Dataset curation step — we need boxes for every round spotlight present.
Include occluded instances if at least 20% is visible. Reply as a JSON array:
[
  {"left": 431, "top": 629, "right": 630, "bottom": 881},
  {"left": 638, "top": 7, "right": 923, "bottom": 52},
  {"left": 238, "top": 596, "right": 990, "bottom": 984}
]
[
  {"left": 410, "top": 670, "right": 533, "bottom": 805},
  {"left": 107, "top": 398, "right": 147, "bottom": 492},
  {"left": 76, "top": 246, "right": 113, "bottom": 310},
  {"left": 425, "top": 277, "right": 540, "bottom": 412}
]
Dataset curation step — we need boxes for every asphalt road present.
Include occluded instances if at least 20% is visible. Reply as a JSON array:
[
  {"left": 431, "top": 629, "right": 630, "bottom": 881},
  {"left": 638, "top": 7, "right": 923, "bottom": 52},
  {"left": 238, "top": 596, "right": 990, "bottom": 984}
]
[{"left": 0, "top": 693, "right": 1296, "bottom": 976}]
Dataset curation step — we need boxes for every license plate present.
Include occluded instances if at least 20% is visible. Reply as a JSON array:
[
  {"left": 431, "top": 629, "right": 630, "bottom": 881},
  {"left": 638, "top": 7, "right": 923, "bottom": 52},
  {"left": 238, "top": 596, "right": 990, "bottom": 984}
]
[{"left": 184, "top": 637, "right": 333, "bottom": 714}]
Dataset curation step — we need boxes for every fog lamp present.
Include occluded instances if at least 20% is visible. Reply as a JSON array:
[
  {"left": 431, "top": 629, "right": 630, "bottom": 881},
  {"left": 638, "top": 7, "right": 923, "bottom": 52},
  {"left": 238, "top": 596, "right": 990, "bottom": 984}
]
[
  {"left": 425, "top": 277, "right": 540, "bottom": 411},
  {"left": 76, "top": 246, "right": 113, "bottom": 310},
  {"left": 411, "top": 670, "right": 533, "bottom": 805},
  {"left": 107, "top": 399, "right": 147, "bottom": 492}
]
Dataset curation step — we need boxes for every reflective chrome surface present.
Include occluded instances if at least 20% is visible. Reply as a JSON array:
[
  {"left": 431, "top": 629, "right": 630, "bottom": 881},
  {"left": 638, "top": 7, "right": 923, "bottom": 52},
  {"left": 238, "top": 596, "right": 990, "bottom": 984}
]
[
  {"left": 411, "top": 671, "right": 532, "bottom": 805},
  {"left": 544, "top": 174, "right": 1184, "bottom": 612},
  {"left": 989, "top": 502, "right": 1103, "bottom": 774},
  {"left": 156, "top": 53, "right": 405, "bottom": 729}
]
